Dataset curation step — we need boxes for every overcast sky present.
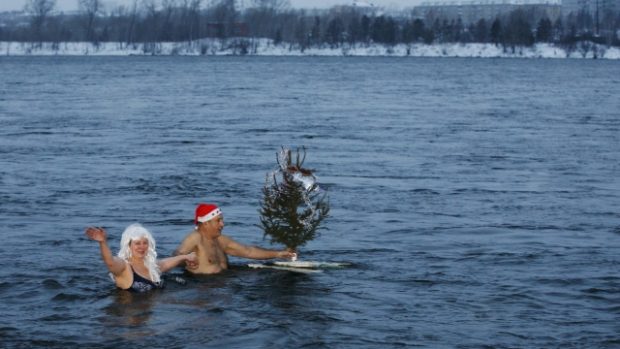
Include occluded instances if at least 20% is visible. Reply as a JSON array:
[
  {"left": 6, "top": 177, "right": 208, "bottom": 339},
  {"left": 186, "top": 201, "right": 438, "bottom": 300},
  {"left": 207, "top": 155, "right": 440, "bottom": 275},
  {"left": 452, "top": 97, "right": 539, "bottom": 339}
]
[{"left": 0, "top": 0, "right": 421, "bottom": 12}]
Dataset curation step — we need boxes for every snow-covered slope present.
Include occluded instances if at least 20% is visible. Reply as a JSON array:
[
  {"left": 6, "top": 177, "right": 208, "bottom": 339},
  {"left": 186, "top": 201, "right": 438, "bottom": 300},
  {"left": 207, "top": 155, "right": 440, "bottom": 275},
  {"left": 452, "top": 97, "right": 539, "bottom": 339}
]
[{"left": 1, "top": 39, "right": 618, "bottom": 59}]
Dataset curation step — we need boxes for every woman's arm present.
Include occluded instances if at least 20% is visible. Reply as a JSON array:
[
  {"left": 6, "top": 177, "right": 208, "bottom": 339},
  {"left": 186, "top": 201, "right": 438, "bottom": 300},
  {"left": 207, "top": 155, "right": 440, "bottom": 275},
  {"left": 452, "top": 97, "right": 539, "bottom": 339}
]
[
  {"left": 85, "top": 227, "right": 127, "bottom": 276},
  {"left": 157, "top": 252, "right": 196, "bottom": 273}
]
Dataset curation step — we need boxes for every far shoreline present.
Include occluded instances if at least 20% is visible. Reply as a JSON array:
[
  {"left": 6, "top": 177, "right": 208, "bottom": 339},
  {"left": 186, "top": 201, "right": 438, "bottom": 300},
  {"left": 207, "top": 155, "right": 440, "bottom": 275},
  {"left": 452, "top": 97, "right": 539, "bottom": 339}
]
[{"left": 2, "top": 39, "right": 619, "bottom": 60}]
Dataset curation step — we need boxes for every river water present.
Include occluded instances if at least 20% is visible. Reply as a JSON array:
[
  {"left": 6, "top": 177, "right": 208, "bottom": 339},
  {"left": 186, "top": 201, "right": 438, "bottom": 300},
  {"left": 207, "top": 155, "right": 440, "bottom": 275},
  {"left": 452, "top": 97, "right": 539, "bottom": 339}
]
[{"left": 0, "top": 56, "right": 619, "bottom": 348}]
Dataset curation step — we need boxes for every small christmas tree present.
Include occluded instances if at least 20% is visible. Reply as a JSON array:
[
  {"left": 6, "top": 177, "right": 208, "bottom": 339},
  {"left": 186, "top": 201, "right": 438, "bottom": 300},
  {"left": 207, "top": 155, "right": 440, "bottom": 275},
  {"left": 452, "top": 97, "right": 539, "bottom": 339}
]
[{"left": 259, "top": 147, "right": 329, "bottom": 252}]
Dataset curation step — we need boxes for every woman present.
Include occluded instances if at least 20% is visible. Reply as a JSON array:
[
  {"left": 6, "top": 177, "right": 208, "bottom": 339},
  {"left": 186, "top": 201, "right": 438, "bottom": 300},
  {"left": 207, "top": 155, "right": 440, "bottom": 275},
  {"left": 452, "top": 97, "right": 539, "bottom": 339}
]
[{"left": 85, "top": 223, "right": 196, "bottom": 293}]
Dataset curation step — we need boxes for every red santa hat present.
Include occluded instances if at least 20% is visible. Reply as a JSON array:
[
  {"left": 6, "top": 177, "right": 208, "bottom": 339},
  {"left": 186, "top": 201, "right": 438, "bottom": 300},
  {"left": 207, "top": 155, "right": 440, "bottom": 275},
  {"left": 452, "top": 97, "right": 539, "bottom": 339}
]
[{"left": 194, "top": 203, "right": 222, "bottom": 224}]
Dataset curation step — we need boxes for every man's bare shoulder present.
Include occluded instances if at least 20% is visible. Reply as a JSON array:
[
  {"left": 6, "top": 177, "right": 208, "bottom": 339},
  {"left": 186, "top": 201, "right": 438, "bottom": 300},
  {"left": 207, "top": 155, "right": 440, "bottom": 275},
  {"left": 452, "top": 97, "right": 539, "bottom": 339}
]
[
  {"left": 185, "top": 231, "right": 202, "bottom": 243},
  {"left": 216, "top": 234, "right": 233, "bottom": 242},
  {"left": 176, "top": 230, "right": 200, "bottom": 254},
  {"left": 183, "top": 230, "right": 199, "bottom": 238},
  {"left": 216, "top": 234, "right": 237, "bottom": 247}
]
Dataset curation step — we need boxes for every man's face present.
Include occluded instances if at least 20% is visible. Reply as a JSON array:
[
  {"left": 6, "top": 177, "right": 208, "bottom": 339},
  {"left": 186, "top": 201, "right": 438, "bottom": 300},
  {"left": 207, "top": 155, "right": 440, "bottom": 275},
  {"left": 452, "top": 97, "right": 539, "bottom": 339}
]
[{"left": 201, "top": 214, "right": 224, "bottom": 238}]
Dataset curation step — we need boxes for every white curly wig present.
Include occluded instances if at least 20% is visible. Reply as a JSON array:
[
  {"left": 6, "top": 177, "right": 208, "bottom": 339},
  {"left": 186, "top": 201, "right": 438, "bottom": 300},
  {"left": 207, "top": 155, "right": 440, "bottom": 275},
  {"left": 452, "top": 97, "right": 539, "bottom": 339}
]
[{"left": 116, "top": 223, "right": 161, "bottom": 283}]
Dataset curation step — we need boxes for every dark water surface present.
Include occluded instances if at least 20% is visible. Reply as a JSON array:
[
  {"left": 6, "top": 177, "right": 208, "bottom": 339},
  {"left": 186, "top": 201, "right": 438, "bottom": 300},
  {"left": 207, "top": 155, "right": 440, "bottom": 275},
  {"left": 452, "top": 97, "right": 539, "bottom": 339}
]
[{"left": 0, "top": 56, "right": 619, "bottom": 348}]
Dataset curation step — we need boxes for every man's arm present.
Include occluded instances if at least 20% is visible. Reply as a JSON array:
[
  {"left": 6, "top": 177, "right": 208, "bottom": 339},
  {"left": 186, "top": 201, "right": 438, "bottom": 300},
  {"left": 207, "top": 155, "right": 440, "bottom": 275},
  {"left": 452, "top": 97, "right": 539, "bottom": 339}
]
[{"left": 219, "top": 235, "right": 295, "bottom": 260}]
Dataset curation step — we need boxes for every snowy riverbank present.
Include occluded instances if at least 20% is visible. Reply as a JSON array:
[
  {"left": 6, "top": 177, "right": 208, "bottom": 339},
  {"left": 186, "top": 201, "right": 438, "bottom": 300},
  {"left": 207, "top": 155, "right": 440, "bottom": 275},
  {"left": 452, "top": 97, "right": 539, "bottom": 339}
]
[{"left": 2, "top": 38, "right": 619, "bottom": 59}]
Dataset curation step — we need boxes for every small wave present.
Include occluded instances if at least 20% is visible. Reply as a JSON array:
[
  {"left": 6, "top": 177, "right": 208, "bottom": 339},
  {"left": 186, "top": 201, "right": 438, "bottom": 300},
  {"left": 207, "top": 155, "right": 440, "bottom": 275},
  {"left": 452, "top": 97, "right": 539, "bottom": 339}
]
[
  {"left": 383, "top": 228, "right": 415, "bottom": 236},
  {"left": 405, "top": 279, "right": 438, "bottom": 286},
  {"left": 596, "top": 276, "right": 620, "bottom": 282},
  {"left": 0, "top": 326, "right": 19, "bottom": 333},
  {"left": 0, "top": 326, "right": 19, "bottom": 340},
  {"left": 41, "top": 279, "right": 63, "bottom": 289},
  {"left": 144, "top": 218, "right": 192, "bottom": 226},
  {"left": 602, "top": 338, "right": 620, "bottom": 346},
  {"left": 45, "top": 266, "right": 90, "bottom": 273},
  {"left": 581, "top": 293, "right": 613, "bottom": 302},
  {"left": 4, "top": 131, "right": 55, "bottom": 136},
  {"left": 41, "top": 239, "right": 71, "bottom": 246},
  {"left": 208, "top": 306, "right": 225, "bottom": 313},
  {"left": 311, "top": 248, "right": 395, "bottom": 262},
  {"left": 581, "top": 287, "right": 618, "bottom": 295},
  {"left": 410, "top": 188, "right": 441, "bottom": 195},
  {"left": 38, "top": 313, "right": 77, "bottom": 322},
  {"left": 151, "top": 140, "right": 198, "bottom": 145},
  {"left": 607, "top": 305, "right": 620, "bottom": 313},
  {"left": 14, "top": 290, "right": 41, "bottom": 300},
  {"left": 244, "top": 128, "right": 271, "bottom": 133},
  {"left": 497, "top": 330, "right": 531, "bottom": 340},
  {"left": 490, "top": 223, "right": 565, "bottom": 231},
  {"left": 536, "top": 277, "right": 585, "bottom": 287},
  {"left": 52, "top": 292, "right": 89, "bottom": 302}
]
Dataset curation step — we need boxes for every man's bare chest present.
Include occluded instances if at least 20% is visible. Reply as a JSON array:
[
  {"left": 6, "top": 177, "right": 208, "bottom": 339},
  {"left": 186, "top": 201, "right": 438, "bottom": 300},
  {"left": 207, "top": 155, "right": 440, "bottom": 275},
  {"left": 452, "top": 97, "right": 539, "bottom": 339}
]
[{"left": 198, "top": 240, "right": 227, "bottom": 267}]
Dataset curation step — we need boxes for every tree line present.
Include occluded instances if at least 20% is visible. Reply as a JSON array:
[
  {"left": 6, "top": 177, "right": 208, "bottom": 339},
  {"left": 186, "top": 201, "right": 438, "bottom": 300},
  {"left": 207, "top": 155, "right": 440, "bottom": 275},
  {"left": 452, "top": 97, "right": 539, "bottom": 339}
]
[{"left": 1, "top": 0, "right": 619, "bottom": 51}]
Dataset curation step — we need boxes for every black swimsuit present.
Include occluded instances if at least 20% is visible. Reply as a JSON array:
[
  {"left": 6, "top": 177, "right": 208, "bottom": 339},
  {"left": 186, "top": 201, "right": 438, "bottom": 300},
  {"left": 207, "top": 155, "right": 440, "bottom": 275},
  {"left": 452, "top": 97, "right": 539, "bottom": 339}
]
[{"left": 126, "top": 266, "right": 164, "bottom": 293}]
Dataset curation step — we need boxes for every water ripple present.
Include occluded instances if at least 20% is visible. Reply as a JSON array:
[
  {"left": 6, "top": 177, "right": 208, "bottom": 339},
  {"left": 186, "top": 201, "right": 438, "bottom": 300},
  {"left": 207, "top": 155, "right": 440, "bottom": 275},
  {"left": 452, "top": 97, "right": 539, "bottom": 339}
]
[{"left": 0, "top": 56, "right": 619, "bottom": 348}]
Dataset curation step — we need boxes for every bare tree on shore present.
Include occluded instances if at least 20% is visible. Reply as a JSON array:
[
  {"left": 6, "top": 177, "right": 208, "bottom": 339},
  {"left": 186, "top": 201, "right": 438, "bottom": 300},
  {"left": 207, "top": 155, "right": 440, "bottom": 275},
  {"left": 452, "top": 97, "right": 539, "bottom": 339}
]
[
  {"left": 79, "top": 0, "right": 103, "bottom": 43},
  {"left": 126, "top": 0, "right": 138, "bottom": 45},
  {"left": 25, "top": 0, "right": 56, "bottom": 45},
  {"left": 1, "top": 0, "right": 618, "bottom": 52}
]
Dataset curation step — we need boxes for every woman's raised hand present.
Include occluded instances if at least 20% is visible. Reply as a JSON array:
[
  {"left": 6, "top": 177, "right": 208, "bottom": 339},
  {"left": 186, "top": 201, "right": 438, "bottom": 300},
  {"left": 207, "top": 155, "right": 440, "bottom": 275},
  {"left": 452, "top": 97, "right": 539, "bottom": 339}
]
[{"left": 85, "top": 227, "right": 107, "bottom": 242}]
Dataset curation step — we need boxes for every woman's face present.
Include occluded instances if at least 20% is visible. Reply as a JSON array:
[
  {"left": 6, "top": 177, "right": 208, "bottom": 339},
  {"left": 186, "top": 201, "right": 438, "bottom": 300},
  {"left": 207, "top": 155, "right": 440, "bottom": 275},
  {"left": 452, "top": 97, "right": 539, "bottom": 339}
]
[{"left": 129, "top": 237, "right": 149, "bottom": 259}]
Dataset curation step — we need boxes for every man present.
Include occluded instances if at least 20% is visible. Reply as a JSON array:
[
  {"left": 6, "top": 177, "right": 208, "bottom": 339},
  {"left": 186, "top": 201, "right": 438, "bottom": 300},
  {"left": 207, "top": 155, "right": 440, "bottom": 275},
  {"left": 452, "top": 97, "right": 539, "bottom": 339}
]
[{"left": 175, "top": 203, "right": 296, "bottom": 274}]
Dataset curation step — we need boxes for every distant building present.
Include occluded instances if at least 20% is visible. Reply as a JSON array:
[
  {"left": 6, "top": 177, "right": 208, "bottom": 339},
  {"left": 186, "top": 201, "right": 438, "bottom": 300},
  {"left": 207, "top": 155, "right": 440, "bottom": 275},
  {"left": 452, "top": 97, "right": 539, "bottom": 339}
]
[
  {"left": 412, "top": 0, "right": 562, "bottom": 24},
  {"left": 561, "top": 0, "right": 620, "bottom": 15},
  {"left": 0, "top": 11, "right": 29, "bottom": 28},
  {"left": 330, "top": 2, "right": 379, "bottom": 15},
  {"left": 352, "top": 0, "right": 376, "bottom": 7}
]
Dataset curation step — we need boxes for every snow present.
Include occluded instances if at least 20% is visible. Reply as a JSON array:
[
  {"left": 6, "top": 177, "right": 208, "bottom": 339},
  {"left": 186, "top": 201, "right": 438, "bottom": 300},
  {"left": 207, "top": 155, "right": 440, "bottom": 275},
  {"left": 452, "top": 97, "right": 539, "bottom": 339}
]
[{"left": 1, "top": 39, "right": 619, "bottom": 59}]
